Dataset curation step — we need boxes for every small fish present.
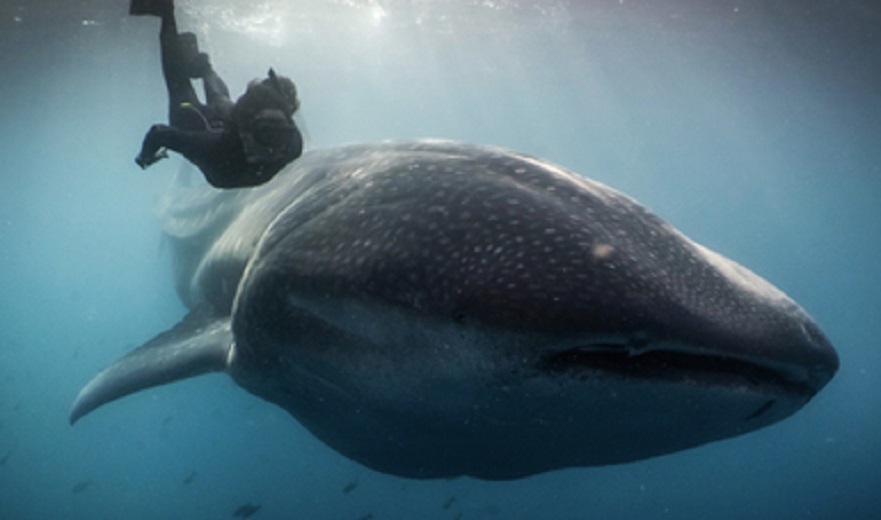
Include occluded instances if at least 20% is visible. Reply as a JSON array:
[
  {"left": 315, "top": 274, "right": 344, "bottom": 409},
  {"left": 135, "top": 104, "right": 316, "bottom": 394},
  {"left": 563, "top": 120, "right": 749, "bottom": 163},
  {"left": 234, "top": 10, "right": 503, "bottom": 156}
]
[
  {"left": 183, "top": 470, "right": 197, "bottom": 485},
  {"left": 233, "top": 503, "right": 261, "bottom": 518},
  {"left": 357, "top": 514, "right": 374, "bottom": 520},
  {"left": 342, "top": 480, "right": 359, "bottom": 494},
  {"left": 71, "top": 480, "right": 92, "bottom": 494},
  {"left": 443, "top": 496, "right": 457, "bottom": 510},
  {"left": 453, "top": 513, "right": 463, "bottom": 520}
]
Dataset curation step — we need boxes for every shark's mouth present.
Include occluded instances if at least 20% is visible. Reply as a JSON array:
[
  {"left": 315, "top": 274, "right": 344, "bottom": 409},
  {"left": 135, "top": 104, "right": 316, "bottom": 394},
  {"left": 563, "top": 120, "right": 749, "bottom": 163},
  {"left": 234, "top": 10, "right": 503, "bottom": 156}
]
[{"left": 541, "top": 345, "right": 818, "bottom": 399}]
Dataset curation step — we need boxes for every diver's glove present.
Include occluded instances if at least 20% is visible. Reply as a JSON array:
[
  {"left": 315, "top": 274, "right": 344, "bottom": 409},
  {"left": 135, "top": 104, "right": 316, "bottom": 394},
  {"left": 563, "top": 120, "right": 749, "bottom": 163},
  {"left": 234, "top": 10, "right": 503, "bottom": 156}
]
[{"left": 135, "top": 148, "right": 168, "bottom": 169}]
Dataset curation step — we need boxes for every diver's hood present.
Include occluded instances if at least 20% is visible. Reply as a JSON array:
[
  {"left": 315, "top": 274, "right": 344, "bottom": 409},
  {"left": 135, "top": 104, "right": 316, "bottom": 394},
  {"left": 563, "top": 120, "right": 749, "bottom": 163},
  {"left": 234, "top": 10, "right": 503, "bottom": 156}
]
[{"left": 237, "top": 69, "right": 300, "bottom": 164}]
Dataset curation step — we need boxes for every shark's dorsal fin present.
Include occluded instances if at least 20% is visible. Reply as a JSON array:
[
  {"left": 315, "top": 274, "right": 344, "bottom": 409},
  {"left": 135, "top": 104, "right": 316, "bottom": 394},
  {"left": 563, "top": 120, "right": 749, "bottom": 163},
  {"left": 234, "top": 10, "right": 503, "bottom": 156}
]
[{"left": 69, "top": 305, "right": 232, "bottom": 424}]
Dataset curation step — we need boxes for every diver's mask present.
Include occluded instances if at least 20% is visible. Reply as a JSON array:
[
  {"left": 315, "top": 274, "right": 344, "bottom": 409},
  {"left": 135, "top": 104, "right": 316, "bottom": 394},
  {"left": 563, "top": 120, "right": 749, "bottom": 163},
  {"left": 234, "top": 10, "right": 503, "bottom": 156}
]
[{"left": 240, "top": 107, "right": 297, "bottom": 164}]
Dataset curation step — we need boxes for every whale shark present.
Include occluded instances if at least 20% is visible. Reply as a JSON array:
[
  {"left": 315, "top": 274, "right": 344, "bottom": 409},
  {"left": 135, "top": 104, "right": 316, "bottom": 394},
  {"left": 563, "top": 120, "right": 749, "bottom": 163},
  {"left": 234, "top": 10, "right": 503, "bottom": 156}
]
[{"left": 70, "top": 140, "right": 838, "bottom": 479}]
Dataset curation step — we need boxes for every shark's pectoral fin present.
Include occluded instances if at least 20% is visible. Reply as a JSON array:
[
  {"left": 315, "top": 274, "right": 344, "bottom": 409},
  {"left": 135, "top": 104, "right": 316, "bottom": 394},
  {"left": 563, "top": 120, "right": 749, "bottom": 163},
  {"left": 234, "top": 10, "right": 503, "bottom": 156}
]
[{"left": 69, "top": 305, "right": 233, "bottom": 424}]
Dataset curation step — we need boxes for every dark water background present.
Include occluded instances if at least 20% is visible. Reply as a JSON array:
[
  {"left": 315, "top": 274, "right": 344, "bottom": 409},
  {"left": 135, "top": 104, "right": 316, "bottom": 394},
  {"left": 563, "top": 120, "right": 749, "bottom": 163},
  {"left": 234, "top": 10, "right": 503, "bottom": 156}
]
[{"left": 1, "top": 1, "right": 880, "bottom": 518}]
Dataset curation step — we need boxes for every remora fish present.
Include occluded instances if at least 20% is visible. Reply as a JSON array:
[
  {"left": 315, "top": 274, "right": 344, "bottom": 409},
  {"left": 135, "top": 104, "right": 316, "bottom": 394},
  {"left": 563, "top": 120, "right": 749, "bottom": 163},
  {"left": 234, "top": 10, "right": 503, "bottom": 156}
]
[{"left": 70, "top": 140, "right": 838, "bottom": 479}]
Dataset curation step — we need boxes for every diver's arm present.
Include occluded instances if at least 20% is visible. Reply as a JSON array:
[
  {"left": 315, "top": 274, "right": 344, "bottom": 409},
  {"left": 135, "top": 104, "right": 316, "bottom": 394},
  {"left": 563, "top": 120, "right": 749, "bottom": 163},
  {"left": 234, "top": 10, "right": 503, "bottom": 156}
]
[
  {"left": 135, "top": 124, "right": 223, "bottom": 169},
  {"left": 135, "top": 124, "right": 173, "bottom": 168}
]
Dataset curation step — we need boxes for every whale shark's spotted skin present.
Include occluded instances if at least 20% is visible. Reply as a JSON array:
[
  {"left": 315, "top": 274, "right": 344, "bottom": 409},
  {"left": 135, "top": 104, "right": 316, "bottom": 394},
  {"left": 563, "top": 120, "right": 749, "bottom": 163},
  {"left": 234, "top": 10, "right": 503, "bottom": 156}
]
[{"left": 71, "top": 140, "right": 837, "bottom": 479}]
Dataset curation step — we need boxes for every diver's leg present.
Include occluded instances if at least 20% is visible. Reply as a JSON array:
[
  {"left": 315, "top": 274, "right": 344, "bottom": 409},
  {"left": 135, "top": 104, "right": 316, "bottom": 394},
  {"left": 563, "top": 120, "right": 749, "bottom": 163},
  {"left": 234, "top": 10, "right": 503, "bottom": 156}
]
[
  {"left": 203, "top": 68, "right": 234, "bottom": 121},
  {"left": 187, "top": 51, "right": 234, "bottom": 122},
  {"left": 156, "top": 3, "right": 203, "bottom": 129}
]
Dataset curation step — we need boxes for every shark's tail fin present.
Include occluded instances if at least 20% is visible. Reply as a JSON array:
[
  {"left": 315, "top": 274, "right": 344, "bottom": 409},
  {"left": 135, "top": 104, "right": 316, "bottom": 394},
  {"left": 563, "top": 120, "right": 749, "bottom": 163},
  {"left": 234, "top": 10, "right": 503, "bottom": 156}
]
[{"left": 69, "top": 305, "right": 232, "bottom": 425}]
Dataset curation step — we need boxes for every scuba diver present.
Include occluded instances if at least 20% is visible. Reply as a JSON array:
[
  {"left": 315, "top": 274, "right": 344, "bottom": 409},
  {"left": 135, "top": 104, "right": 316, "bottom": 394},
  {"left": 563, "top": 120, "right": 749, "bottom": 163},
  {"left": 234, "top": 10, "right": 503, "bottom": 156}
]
[{"left": 131, "top": 0, "right": 304, "bottom": 188}]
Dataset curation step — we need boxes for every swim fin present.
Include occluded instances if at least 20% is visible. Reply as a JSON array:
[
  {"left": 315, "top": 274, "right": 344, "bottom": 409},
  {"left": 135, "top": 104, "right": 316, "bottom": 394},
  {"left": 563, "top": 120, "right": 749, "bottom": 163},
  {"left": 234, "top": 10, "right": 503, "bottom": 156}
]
[{"left": 129, "top": 0, "right": 173, "bottom": 17}]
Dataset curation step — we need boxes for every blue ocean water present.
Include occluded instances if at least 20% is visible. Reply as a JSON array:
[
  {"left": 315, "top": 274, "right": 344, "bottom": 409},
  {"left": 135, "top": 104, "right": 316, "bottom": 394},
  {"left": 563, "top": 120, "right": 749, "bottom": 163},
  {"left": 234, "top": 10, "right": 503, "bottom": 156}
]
[{"left": 1, "top": 0, "right": 879, "bottom": 518}]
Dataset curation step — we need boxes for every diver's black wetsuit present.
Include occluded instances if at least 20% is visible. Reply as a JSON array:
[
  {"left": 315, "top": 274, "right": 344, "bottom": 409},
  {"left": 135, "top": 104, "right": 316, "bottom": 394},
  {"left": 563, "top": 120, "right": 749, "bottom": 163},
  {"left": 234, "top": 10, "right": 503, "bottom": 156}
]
[{"left": 135, "top": 2, "right": 303, "bottom": 189}]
